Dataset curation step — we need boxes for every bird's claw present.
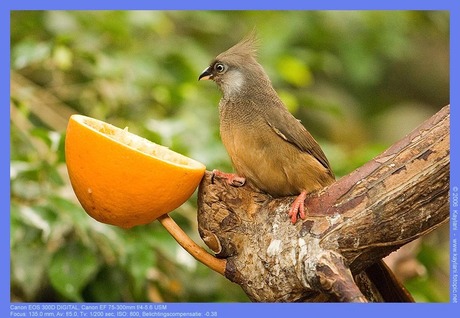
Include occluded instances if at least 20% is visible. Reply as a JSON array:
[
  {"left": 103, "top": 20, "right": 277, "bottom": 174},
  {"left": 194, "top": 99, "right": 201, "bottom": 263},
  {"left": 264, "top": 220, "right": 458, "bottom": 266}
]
[
  {"left": 288, "top": 191, "right": 307, "bottom": 224},
  {"left": 211, "top": 169, "right": 246, "bottom": 187}
]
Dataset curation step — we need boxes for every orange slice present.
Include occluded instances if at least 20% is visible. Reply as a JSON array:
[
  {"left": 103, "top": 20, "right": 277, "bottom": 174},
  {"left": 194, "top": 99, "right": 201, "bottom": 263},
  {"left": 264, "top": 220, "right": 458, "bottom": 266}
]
[{"left": 65, "top": 115, "right": 206, "bottom": 228}]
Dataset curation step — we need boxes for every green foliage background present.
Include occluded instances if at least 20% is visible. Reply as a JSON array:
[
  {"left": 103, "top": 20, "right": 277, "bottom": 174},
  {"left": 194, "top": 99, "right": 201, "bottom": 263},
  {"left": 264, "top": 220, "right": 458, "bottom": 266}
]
[{"left": 10, "top": 11, "right": 450, "bottom": 302}]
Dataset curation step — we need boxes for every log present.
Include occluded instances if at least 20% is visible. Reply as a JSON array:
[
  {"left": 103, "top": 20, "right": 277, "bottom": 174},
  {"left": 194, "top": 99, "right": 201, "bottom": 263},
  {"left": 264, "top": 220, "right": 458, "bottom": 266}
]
[{"left": 196, "top": 105, "right": 450, "bottom": 302}]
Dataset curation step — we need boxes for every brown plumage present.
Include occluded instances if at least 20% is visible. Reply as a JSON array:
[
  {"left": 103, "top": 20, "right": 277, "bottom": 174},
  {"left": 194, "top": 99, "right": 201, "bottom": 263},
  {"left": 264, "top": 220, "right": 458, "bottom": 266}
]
[{"left": 199, "top": 33, "right": 335, "bottom": 223}]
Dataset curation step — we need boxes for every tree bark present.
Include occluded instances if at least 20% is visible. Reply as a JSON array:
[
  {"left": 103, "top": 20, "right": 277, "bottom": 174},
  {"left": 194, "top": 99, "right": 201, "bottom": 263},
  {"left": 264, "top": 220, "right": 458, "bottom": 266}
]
[{"left": 196, "top": 105, "right": 450, "bottom": 302}]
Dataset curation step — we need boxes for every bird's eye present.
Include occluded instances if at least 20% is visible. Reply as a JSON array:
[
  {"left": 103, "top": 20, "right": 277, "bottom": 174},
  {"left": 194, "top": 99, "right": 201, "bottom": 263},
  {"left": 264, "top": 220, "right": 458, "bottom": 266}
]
[{"left": 215, "top": 63, "right": 226, "bottom": 73}]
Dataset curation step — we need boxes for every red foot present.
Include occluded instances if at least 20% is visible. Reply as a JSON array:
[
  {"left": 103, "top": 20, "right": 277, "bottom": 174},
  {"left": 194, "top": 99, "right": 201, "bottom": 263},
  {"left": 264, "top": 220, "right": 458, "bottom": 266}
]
[
  {"left": 288, "top": 191, "right": 307, "bottom": 224},
  {"left": 211, "top": 169, "right": 246, "bottom": 187}
]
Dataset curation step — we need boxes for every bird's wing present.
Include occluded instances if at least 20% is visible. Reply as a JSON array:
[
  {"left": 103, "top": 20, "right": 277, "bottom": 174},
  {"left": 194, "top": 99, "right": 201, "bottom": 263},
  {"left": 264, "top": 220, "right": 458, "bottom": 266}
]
[{"left": 266, "top": 107, "right": 333, "bottom": 175}]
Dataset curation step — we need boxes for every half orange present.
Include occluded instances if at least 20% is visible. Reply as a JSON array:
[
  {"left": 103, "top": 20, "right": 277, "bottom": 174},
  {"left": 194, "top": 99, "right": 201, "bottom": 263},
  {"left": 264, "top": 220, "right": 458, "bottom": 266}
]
[{"left": 65, "top": 115, "right": 206, "bottom": 228}]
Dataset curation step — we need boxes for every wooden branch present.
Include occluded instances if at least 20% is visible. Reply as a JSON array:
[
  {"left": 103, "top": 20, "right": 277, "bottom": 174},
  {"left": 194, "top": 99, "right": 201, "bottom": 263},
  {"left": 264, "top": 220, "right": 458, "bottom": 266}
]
[
  {"left": 196, "top": 105, "right": 449, "bottom": 302},
  {"left": 157, "top": 214, "right": 226, "bottom": 275}
]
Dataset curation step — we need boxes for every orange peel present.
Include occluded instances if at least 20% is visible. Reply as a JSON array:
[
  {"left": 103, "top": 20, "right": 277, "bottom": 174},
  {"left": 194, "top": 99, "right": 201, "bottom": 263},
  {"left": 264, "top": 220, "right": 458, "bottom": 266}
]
[{"left": 65, "top": 115, "right": 206, "bottom": 228}]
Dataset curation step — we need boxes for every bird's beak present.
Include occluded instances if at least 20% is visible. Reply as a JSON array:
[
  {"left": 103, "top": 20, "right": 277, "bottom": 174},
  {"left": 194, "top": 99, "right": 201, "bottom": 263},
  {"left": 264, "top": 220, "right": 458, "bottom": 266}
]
[{"left": 199, "top": 66, "right": 213, "bottom": 81}]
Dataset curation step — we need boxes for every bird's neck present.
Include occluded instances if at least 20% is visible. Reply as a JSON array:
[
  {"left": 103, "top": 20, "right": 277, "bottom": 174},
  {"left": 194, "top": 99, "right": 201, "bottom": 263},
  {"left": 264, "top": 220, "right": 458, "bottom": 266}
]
[{"left": 219, "top": 82, "right": 284, "bottom": 124}]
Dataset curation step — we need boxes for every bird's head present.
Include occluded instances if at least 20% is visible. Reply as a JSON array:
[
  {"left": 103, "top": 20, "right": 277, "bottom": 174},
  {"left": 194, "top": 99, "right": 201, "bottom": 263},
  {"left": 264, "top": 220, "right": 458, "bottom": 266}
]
[{"left": 199, "top": 32, "right": 271, "bottom": 99}]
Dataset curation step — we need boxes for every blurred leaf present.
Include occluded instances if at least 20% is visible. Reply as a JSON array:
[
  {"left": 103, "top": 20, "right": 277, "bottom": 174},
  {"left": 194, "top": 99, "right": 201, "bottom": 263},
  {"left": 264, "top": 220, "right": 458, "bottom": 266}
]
[
  {"left": 83, "top": 265, "right": 128, "bottom": 302},
  {"left": 11, "top": 239, "right": 49, "bottom": 301},
  {"left": 277, "top": 55, "right": 313, "bottom": 87},
  {"left": 16, "top": 205, "right": 53, "bottom": 240},
  {"left": 11, "top": 41, "right": 51, "bottom": 69},
  {"left": 48, "top": 241, "right": 100, "bottom": 301},
  {"left": 52, "top": 45, "right": 73, "bottom": 70},
  {"left": 123, "top": 232, "right": 157, "bottom": 300}
]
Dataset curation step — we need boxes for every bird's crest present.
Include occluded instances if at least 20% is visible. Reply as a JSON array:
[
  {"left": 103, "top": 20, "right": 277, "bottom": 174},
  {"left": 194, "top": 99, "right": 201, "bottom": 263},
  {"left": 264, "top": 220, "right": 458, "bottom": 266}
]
[{"left": 219, "top": 30, "right": 259, "bottom": 60}]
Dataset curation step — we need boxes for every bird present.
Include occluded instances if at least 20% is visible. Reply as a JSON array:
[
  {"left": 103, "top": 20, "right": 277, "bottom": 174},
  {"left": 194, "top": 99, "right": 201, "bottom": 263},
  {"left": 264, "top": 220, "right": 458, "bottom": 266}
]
[{"left": 199, "top": 32, "right": 335, "bottom": 224}]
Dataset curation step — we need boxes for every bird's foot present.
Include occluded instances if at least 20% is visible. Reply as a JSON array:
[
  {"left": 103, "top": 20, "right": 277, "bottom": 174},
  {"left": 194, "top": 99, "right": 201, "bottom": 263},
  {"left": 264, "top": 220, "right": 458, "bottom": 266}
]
[
  {"left": 288, "top": 191, "right": 307, "bottom": 224},
  {"left": 211, "top": 169, "right": 246, "bottom": 187}
]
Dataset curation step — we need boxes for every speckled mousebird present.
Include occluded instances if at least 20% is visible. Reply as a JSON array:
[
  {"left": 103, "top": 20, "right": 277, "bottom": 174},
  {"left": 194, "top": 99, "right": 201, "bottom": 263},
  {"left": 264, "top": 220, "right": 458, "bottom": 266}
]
[{"left": 199, "top": 33, "right": 335, "bottom": 224}]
